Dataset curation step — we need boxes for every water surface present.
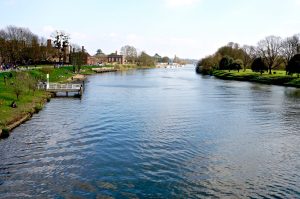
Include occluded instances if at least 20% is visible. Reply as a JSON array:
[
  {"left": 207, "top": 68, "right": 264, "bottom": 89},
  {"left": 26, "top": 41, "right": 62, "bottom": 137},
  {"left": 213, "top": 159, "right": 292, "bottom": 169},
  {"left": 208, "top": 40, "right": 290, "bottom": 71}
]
[{"left": 0, "top": 66, "right": 300, "bottom": 198}]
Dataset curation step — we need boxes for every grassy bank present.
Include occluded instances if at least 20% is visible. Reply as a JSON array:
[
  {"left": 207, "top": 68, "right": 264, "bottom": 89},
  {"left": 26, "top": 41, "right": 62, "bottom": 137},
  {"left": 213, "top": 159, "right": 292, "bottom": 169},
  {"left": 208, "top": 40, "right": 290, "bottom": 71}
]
[
  {"left": 212, "top": 70, "right": 300, "bottom": 87},
  {"left": 0, "top": 66, "right": 89, "bottom": 133},
  {"left": 0, "top": 72, "right": 50, "bottom": 132}
]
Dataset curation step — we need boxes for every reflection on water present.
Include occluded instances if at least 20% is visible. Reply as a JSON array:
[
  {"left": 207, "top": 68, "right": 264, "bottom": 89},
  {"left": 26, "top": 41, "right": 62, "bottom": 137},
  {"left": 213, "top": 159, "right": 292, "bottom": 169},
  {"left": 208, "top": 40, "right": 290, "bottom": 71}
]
[{"left": 0, "top": 66, "right": 300, "bottom": 198}]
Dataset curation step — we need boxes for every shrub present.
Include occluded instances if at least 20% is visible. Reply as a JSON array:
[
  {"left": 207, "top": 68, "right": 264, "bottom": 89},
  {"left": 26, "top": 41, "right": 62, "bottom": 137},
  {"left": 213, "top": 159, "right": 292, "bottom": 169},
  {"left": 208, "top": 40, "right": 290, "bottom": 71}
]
[
  {"left": 230, "top": 59, "right": 244, "bottom": 72},
  {"left": 0, "top": 128, "right": 10, "bottom": 139},
  {"left": 34, "top": 104, "right": 43, "bottom": 113}
]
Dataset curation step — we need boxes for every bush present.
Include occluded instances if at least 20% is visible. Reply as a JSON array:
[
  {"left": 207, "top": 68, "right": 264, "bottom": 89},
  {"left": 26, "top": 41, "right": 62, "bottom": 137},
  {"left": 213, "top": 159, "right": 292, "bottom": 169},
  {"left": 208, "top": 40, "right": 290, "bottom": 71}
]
[
  {"left": 196, "top": 64, "right": 213, "bottom": 75},
  {"left": 0, "top": 128, "right": 10, "bottom": 139},
  {"left": 34, "top": 104, "right": 43, "bottom": 113},
  {"left": 230, "top": 59, "right": 244, "bottom": 72}
]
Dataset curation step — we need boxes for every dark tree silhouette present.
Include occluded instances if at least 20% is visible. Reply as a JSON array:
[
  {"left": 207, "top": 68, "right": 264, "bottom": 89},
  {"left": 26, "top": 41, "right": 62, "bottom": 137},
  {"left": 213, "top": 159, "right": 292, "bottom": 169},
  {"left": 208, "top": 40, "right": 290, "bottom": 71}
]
[
  {"left": 230, "top": 59, "right": 243, "bottom": 72},
  {"left": 219, "top": 56, "right": 233, "bottom": 70},
  {"left": 286, "top": 54, "right": 300, "bottom": 77},
  {"left": 251, "top": 57, "right": 267, "bottom": 74}
]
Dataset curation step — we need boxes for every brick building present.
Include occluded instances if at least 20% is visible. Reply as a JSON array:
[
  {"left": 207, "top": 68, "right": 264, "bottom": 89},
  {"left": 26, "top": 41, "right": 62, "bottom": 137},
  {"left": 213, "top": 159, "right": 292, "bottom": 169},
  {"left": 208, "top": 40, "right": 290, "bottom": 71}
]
[{"left": 107, "top": 51, "right": 125, "bottom": 64}]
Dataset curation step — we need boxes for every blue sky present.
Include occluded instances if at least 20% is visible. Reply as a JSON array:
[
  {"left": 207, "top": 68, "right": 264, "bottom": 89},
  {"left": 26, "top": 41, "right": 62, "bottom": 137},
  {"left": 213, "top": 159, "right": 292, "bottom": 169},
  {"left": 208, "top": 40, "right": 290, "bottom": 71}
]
[{"left": 0, "top": 0, "right": 299, "bottom": 59}]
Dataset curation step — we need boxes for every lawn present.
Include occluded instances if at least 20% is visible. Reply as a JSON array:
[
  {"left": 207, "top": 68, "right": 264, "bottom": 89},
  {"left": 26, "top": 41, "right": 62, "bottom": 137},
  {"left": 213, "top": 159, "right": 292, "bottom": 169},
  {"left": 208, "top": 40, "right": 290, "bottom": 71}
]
[
  {"left": 212, "top": 69, "right": 300, "bottom": 87},
  {"left": 0, "top": 71, "right": 49, "bottom": 129}
]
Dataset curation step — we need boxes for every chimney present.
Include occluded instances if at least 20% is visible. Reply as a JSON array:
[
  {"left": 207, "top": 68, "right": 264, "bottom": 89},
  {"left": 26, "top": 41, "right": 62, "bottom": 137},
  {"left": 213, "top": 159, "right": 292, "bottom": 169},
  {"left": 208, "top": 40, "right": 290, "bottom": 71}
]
[
  {"left": 115, "top": 50, "right": 117, "bottom": 55},
  {"left": 82, "top": 46, "right": 85, "bottom": 52},
  {"left": 47, "top": 39, "right": 51, "bottom": 48}
]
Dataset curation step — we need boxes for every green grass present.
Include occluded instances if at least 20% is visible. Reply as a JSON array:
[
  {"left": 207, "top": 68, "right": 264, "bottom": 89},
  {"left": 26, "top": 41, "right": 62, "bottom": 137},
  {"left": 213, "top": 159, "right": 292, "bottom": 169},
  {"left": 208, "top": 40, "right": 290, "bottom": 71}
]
[
  {"left": 0, "top": 71, "right": 49, "bottom": 129},
  {"left": 212, "top": 69, "right": 300, "bottom": 87}
]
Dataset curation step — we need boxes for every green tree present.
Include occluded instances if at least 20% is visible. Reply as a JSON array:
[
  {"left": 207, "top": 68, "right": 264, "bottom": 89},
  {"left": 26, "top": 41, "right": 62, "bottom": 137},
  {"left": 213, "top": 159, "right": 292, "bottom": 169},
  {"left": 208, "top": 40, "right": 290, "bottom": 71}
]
[
  {"left": 217, "top": 43, "right": 245, "bottom": 60},
  {"left": 286, "top": 54, "right": 300, "bottom": 77},
  {"left": 219, "top": 56, "right": 233, "bottom": 70},
  {"left": 251, "top": 57, "right": 267, "bottom": 74},
  {"left": 137, "top": 52, "right": 155, "bottom": 67},
  {"left": 230, "top": 59, "right": 243, "bottom": 72}
]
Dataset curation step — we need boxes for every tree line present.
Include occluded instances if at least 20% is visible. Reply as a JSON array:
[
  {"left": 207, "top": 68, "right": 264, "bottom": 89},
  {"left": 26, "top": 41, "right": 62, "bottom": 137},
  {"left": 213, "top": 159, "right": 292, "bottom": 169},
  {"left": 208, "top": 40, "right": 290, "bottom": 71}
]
[
  {"left": 0, "top": 25, "right": 83, "bottom": 67},
  {"left": 196, "top": 34, "right": 300, "bottom": 76}
]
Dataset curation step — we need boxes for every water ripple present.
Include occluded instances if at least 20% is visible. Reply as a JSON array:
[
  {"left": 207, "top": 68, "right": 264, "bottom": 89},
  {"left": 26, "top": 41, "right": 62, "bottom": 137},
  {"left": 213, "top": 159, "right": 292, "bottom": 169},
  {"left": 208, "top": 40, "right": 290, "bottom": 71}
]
[{"left": 0, "top": 66, "right": 300, "bottom": 198}]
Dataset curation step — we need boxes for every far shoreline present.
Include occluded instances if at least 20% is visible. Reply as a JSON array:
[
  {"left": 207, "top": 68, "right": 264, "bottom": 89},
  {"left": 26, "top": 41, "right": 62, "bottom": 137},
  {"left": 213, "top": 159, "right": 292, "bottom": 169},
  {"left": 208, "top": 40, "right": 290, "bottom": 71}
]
[{"left": 197, "top": 69, "right": 300, "bottom": 88}]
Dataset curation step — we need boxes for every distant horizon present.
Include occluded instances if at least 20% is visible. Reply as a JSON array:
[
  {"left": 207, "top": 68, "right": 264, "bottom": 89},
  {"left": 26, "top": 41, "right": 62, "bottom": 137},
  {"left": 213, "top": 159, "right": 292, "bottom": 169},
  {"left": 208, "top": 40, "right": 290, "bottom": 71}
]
[{"left": 1, "top": 0, "right": 299, "bottom": 59}]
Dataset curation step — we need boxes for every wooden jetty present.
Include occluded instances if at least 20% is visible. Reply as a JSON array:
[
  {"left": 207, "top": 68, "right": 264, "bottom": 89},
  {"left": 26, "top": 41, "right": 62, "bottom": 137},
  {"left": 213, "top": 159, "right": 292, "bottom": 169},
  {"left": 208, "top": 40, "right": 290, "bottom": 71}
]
[{"left": 38, "top": 83, "right": 84, "bottom": 97}]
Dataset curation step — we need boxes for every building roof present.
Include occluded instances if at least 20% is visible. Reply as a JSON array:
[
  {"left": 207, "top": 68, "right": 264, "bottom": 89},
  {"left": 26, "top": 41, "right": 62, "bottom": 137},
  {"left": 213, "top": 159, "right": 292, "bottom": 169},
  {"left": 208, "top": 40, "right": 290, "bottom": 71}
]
[{"left": 107, "top": 54, "right": 123, "bottom": 58}]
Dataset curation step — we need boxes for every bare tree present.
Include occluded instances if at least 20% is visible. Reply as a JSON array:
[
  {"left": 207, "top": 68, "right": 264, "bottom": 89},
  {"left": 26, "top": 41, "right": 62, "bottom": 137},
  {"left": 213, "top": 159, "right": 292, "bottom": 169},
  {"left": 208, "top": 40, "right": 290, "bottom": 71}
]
[
  {"left": 257, "top": 36, "right": 283, "bottom": 74},
  {"left": 241, "top": 45, "right": 257, "bottom": 70},
  {"left": 0, "top": 26, "right": 37, "bottom": 64},
  {"left": 281, "top": 35, "right": 299, "bottom": 66},
  {"left": 51, "top": 30, "right": 70, "bottom": 64},
  {"left": 120, "top": 45, "right": 137, "bottom": 63},
  {"left": 10, "top": 72, "right": 27, "bottom": 100}
]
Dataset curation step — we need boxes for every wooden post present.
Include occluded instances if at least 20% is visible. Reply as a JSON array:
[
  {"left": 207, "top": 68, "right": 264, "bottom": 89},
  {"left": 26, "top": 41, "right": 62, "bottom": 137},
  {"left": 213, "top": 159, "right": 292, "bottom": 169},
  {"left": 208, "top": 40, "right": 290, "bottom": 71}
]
[
  {"left": 80, "top": 86, "right": 83, "bottom": 96},
  {"left": 66, "top": 92, "right": 68, "bottom": 97}
]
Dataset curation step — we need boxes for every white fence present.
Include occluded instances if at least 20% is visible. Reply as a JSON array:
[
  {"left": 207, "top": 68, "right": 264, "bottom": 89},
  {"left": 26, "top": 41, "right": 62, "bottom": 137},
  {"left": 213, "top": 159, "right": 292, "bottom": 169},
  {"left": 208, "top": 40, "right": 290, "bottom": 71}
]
[{"left": 37, "top": 83, "right": 82, "bottom": 91}]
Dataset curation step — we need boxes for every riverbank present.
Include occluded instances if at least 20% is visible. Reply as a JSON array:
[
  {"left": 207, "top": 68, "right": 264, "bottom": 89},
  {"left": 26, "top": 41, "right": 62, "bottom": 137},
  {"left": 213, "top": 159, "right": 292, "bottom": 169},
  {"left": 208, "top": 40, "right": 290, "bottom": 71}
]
[
  {"left": 211, "top": 70, "right": 300, "bottom": 88},
  {"left": 0, "top": 66, "right": 88, "bottom": 137},
  {"left": 0, "top": 64, "right": 156, "bottom": 138}
]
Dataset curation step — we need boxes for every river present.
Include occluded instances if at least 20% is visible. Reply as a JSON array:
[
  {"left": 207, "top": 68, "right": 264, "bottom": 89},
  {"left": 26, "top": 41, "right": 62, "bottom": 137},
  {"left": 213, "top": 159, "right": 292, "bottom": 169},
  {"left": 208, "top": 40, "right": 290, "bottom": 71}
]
[{"left": 0, "top": 65, "right": 300, "bottom": 198}]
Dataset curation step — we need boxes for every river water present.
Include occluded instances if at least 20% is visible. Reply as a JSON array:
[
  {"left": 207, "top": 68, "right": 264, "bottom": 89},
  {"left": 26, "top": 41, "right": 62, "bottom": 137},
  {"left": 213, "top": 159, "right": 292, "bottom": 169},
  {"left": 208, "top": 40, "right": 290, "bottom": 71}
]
[{"left": 0, "top": 65, "right": 300, "bottom": 198}]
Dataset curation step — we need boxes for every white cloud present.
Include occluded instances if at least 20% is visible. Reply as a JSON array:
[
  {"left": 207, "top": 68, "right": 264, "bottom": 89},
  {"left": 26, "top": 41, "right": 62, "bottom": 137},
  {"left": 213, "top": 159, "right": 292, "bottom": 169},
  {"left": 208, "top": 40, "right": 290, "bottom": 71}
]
[{"left": 164, "top": 0, "right": 201, "bottom": 7}]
